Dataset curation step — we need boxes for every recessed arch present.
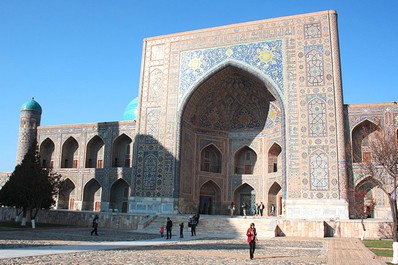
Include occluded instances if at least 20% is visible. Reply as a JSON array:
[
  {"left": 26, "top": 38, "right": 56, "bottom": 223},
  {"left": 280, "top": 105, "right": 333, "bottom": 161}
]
[
  {"left": 39, "top": 137, "right": 55, "bottom": 168},
  {"left": 111, "top": 134, "right": 132, "bottom": 167},
  {"left": 234, "top": 146, "right": 257, "bottom": 174},
  {"left": 85, "top": 135, "right": 105, "bottom": 168},
  {"left": 177, "top": 61, "right": 286, "bottom": 214},
  {"left": 234, "top": 183, "right": 256, "bottom": 216},
  {"left": 351, "top": 119, "right": 378, "bottom": 163},
  {"left": 109, "top": 178, "right": 130, "bottom": 212},
  {"left": 354, "top": 177, "right": 380, "bottom": 219},
  {"left": 268, "top": 182, "right": 282, "bottom": 216},
  {"left": 82, "top": 178, "right": 102, "bottom": 211},
  {"left": 61, "top": 137, "right": 79, "bottom": 168},
  {"left": 199, "top": 180, "right": 221, "bottom": 215},
  {"left": 268, "top": 142, "right": 282, "bottom": 173},
  {"left": 200, "top": 144, "right": 222, "bottom": 173},
  {"left": 58, "top": 178, "right": 76, "bottom": 210}
]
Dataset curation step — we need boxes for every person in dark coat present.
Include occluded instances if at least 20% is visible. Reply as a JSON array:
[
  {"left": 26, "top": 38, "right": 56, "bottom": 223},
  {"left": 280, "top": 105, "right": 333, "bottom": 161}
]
[
  {"left": 166, "top": 217, "right": 173, "bottom": 239},
  {"left": 190, "top": 215, "right": 197, "bottom": 236},
  {"left": 91, "top": 215, "right": 99, "bottom": 236},
  {"left": 179, "top": 222, "right": 184, "bottom": 238}
]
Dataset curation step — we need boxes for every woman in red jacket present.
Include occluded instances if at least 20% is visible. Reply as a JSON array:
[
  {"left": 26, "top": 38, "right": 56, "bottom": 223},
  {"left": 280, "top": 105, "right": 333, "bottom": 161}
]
[{"left": 246, "top": 223, "right": 257, "bottom": 260}]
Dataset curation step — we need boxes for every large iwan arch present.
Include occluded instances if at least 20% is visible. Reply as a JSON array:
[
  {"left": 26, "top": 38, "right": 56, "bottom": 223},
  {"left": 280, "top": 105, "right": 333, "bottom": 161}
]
[{"left": 178, "top": 63, "right": 285, "bottom": 214}]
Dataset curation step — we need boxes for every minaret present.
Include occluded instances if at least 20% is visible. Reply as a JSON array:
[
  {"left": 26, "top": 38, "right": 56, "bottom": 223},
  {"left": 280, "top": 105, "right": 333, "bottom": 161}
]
[{"left": 16, "top": 97, "right": 42, "bottom": 165}]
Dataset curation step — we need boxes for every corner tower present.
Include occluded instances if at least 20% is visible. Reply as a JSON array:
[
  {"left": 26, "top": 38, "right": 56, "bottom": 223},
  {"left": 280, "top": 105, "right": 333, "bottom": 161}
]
[{"left": 16, "top": 97, "right": 42, "bottom": 165}]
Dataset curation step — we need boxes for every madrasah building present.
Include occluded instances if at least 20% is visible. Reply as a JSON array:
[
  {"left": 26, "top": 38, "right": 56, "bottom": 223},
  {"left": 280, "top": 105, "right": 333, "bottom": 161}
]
[{"left": 14, "top": 10, "right": 398, "bottom": 221}]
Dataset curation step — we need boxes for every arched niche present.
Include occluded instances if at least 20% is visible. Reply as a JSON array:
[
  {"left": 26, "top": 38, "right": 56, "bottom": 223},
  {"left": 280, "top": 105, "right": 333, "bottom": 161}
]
[
  {"left": 109, "top": 178, "right": 130, "bottom": 212},
  {"left": 351, "top": 120, "right": 378, "bottom": 163},
  {"left": 82, "top": 179, "right": 102, "bottom": 211},
  {"left": 39, "top": 138, "right": 55, "bottom": 168},
  {"left": 85, "top": 135, "right": 105, "bottom": 168},
  {"left": 234, "top": 183, "right": 255, "bottom": 216},
  {"left": 61, "top": 137, "right": 79, "bottom": 168},
  {"left": 199, "top": 180, "right": 221, "bottom": 215},
  {"left": 234, "top": 146, "right": 257, "bottom": 175},
  {"left": 111, "top": 134, "right": 132, "bottom": 167},
  {"left": 268, "top": 182, "right": 282, "bottom": 216},
  {"left": 268, "top": 143, "right": 281, "bottom": 173},
  {"left": 200, "top": 144, "right": 222, "bottom": 173},
  {"left": 58, "top": 178, "right": 76, "bottom": 210}
]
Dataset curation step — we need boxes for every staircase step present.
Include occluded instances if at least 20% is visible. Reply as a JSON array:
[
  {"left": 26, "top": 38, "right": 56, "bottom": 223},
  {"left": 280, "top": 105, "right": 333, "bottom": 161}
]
[{"left": 139, "top": 214, "right": 277, "bottom": 239}]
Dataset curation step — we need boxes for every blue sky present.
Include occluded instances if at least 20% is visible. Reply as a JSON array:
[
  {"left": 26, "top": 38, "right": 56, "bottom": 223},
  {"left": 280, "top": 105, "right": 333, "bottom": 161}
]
[{"left": 1, "top": 0, "right": 397, "bottom": 172}]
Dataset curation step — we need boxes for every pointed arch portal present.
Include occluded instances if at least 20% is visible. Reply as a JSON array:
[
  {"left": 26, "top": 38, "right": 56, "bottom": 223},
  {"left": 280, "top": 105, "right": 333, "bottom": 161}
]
[{"left": 178, "top": 64, "right": 284, "bottom": 214}]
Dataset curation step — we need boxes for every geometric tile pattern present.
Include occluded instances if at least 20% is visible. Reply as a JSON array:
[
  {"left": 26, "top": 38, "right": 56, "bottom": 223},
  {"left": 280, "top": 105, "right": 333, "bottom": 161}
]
[
  {"left": 305, "top": 46, "right": 324, "bottom": 86},
  {"left": 180, "top": 40, "right": 284, "bottom": 105},
  {"left": 304, "top": 23, "right": 322, "bottom": 39},
  {"left": 310, "top": 150, "right": 329, "bottom": 190},
  {"left": 308, "top": 98, "right": 327, "bottom": 137}
]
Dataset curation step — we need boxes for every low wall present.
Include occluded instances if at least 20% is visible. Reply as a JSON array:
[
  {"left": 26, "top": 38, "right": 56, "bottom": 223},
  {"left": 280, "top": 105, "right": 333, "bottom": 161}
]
[
  {"left": 0, "top": 208, "right": 393, "bottom": 239},
  {"left": 0, "top": 208, "right": 147, "bottom": 230},
  {"left": 276, "top": 219, "right": 393, "bottom": 239}
]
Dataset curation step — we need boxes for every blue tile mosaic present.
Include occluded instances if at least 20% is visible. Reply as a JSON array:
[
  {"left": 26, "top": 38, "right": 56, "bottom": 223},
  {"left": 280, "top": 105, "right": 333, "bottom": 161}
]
[{"left": 179, "top": 40, "right": 284, "bottom": 105}]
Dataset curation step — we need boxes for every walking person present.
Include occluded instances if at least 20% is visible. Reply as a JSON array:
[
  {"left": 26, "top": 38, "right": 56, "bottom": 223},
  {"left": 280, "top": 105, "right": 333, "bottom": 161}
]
[
  {"left": 90, "top": 215, "right": 99, "bottom": 236},
  {"left": 246, "top": 223, "right": 257, "bottom": 260},
  {"left": 166, "top": 217, "right": 173, "bottom": 239}
]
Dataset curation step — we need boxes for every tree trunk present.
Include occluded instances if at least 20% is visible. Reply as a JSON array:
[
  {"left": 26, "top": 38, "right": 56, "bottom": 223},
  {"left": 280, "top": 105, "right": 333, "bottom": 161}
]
[
  {"left": 30, "top": 208, "right": 39, "bottom": 229},
  {"left": 20, "top": 207, "right": 27, "bottom": 226},
  {"left": 360, "top": 217, "right": 366, "bottom": 240},
  {"left": 389, "top": 197, "right": 398, "bottom": 264}
]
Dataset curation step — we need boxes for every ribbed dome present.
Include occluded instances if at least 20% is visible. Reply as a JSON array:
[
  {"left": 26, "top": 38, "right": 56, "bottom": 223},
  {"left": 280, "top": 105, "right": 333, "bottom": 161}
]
[
  {"left": 21, "top": 97, "right": 42, "bottom": 114},
  {"left": 123, "top": 97, "right": 138, "bottom": 121}
]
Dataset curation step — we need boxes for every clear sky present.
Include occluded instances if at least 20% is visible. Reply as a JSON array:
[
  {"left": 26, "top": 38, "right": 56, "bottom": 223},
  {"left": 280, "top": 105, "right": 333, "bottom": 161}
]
[{"left": 1, "top": 0, "right": 397, "bottom": 173}]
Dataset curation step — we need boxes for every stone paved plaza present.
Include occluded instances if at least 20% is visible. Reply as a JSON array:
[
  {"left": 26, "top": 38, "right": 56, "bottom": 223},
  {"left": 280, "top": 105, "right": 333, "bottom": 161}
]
[{"left": 0, "top": 227, "right": 387, "bottom": 264}]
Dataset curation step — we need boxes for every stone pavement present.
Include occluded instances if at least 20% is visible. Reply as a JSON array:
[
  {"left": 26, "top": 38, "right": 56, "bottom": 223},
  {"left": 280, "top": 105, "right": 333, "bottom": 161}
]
[{"left": 0, "top": 227, "right": 387, "bottom": 264}]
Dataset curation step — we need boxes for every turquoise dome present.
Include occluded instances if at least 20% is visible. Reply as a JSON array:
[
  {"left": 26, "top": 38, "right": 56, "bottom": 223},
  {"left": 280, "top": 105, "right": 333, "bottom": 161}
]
[
  {"left": 21, "top": 97, "right": 42, "bottom": 114},
  {"left": 123, "top": 97, "right": 138, "bottom": 121}
]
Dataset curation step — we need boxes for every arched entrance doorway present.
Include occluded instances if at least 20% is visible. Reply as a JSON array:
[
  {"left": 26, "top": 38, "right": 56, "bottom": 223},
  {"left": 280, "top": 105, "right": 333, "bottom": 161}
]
[
  {"left": 179, "top": 63, "right": 285, "bottom": 214},
  {"left": 268, "top": 182, "right": 281, "bottom": 216},
  {"left": 199, "top": 181, "right": 221, "bottom": 215},
  {"left": 234, "top": 183, "right": 255, "bottom": 216}
]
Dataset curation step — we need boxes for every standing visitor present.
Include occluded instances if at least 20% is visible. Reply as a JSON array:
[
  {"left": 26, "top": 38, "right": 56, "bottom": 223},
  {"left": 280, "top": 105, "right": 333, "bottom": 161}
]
[
  {"left": 166, "top": 217, "right": 173, "bottom": 239},
  {"left": 179, "top": 222, "right": 184, "bottom": 238},
  {"left": 230, "top": 201, "right": 236, "bottom": 217},
  {"left": 259, "top": 202, "right": 265, "bottom": 216},
  {"left": 270, "top": 204, "right": 276, "bottom": 216},
  {"left": 246, "top": 223, "right": 257, "bottom": 260},
  {"left": 190, "top": 215, "right": 197, "bottom": 236},
  {"left": 159, "top": 225, "right": 165, "bottom": 237},
  {"left": 90, "top": 215, "right": 99, "bottom": 236},
  {"left": 242, "top": 202, "right": 247, "bottom": 218}
]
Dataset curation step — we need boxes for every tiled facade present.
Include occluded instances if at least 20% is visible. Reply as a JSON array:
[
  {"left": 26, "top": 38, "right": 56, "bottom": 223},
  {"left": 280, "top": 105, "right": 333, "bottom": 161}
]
[{"left": 14, "top": 11, "right": 398, "bottom": 220}]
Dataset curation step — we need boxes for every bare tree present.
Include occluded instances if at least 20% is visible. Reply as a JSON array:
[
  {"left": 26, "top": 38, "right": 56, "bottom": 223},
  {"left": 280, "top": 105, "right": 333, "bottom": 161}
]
[{"left": 353, "top": 126, "right": 398, "bottom": 262}]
